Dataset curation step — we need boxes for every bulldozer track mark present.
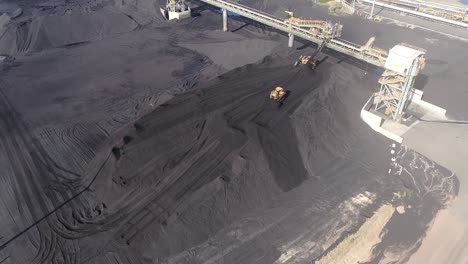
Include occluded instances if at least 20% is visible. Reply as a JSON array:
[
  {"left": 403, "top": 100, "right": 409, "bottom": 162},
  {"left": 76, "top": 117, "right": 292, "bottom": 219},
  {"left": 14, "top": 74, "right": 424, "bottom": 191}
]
[
  {"left": 118, "top": 139, "right": 222, "bottom": 243},
  {"left": 115, "top": 111, "right": 246, "bottom": 244},
  {"left": 0, "top": 83, "right": 112, "bottom": 260}
]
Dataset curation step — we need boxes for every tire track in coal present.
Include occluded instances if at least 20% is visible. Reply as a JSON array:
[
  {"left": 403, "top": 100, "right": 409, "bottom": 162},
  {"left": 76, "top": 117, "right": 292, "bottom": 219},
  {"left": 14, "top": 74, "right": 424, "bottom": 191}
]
[
  {"left": 38, "top": 123, "right": 105, "bottom": 176},
  {"left": 116, "top": 119, "right": 207, "bottom": 187},
  {"left": 103, "top": 91, "right": 249, "bottom": 245},
  {"left": 0, "top": 148, "right": 111, "bottom": 261},
  {"left": 217, "top": 66, "right": 325, "bottom": 192},
  {"left": 7, "top": 64, "right": 325, "bottom": 259},
  {"left": 0, "top": 87, "right": 54, "bottom": 227},
  {"left": 123, "top": 130, "right": 244, "bottom": 245},
  {"left": 115, "top": 66, "right": 313, "bottom": 244},
  {"left": 114, "top": 71, "right": 274, "bottom": 243},
  {"left": 116, "top": 138, "right": 219, "bottom": 244},
  {"left": 0, "top": 82, "right": 112, "bottom": 262}
]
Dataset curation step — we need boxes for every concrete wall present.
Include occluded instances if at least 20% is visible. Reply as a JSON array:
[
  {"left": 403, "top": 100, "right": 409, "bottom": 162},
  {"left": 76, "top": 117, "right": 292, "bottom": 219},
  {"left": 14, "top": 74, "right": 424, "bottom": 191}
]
[
  {"left": 168, "top": 8, "right": 192, "bottom": 20},
  {"left": 360, "top": 96, "right": 404, "bottom": 143}
]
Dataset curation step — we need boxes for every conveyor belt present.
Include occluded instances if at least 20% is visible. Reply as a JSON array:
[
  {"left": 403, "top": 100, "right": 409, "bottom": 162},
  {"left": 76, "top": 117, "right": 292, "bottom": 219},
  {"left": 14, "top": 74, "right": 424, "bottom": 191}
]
[
  {"left": 386, "top": 0, "right": 466, "bottom": 14},
  {"left": 361, "top": 0, "right": 468, "bottom": 27},
  {"left": 199, "top": 0, "right": 387, "bottom": 67}
]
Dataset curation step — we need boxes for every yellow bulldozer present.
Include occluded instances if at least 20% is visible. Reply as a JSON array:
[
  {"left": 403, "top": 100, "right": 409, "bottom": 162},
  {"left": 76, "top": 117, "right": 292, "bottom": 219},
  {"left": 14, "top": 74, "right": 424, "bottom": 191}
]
[
  {"left": 296, "top": 55, "right": 318, "bottom": 69},
  {"left": 294, "top": 39, "right": 327, "bottom": 69},
  {"left": 270, "top": 87, "right": 287, "bottom": 104}
]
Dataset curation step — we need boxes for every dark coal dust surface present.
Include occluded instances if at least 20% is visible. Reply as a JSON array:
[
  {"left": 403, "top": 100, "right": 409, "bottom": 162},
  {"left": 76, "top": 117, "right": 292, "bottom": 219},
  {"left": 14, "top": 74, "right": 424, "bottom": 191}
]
[{"left": 0, "top": 2, "right": 458, "bottom": 260}]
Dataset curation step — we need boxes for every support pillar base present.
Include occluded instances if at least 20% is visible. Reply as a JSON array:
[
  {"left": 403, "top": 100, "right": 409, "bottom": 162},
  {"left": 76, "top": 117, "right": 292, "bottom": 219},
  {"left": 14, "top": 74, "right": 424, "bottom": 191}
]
[
  {"left": 288, "top": 33, "right": 294, "bottom": 48},
  {"left": 223, "top": 9, "right": 228, "bottom": 32}
]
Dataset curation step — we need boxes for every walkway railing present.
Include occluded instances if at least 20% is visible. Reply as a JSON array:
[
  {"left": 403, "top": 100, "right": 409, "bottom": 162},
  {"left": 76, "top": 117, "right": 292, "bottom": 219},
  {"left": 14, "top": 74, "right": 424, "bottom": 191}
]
[{"left": 199, "top": 0, "right": 388, "bottom": 67}]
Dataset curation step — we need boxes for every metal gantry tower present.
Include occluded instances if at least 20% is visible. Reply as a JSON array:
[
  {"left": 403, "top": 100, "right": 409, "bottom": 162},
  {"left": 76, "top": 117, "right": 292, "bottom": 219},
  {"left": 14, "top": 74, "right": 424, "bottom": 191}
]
[{"left": 374, "top": 44, "right": 426, "bottom": 121}]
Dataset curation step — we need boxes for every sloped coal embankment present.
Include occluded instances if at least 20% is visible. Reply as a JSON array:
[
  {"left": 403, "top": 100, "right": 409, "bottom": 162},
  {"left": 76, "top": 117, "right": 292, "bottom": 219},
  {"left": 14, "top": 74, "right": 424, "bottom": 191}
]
[
  {"left": 0, "top": 56, "right": 457, "bottom": 263},
  {"left": 79, "top": 58, "right": 398, "bottom": 263}
]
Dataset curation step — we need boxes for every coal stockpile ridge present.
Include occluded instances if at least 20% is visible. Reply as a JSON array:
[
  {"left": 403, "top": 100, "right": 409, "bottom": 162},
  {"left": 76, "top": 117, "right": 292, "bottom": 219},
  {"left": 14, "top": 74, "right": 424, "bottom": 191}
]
[
  {"left": 76, "top": 59, "right": 397, "bottom": 262},
  {"left": 0, "top": 55, "right": 456, "bottom": 263}
]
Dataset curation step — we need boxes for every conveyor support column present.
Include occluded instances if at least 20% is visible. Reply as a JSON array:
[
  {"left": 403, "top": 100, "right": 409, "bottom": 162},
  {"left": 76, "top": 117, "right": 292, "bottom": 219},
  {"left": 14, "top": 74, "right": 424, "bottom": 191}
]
[
  {"left": 223, "top": 9, "right": 228, "bottom": 32},
  {"left": 288, "top": 33, "right": 294, "bottom": 48}
]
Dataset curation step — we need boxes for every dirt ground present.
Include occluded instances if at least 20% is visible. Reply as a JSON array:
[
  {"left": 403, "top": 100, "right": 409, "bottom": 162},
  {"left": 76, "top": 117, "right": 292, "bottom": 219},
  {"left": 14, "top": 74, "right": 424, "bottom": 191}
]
[
  {"left": 349, "top": 1, "right": 468, "bottom": 262},
  {"left": 404, "top": 123, "right": 468, "bottom": 264},
  {"left": 0, "top": 0, "right": 464, "bottom": 263}
]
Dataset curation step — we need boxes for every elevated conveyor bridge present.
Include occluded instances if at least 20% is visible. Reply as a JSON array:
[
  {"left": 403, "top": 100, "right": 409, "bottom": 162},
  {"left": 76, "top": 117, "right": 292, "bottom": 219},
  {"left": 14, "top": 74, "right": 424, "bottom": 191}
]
[
  {"left": 193, "top": 0, "right": 427, "bottom": 123},
  {"left": 198, "top": 0, "right": 388, "bottom": 67}
]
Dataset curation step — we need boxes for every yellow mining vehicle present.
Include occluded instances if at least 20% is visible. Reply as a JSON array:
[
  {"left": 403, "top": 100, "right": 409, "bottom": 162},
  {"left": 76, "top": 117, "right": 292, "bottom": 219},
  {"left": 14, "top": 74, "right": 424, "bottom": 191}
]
[
  {"left": 374, "top": 15, "right": 383, "bottom": 22},
  {"left": 294, "top": 40, "right": 327, "bottom": 69},
  {"left": 270, "top": 87, "right": 286, "bottom": 103},
  {"left": 296, "top": 55, "right": 318, "bottom": 69}
]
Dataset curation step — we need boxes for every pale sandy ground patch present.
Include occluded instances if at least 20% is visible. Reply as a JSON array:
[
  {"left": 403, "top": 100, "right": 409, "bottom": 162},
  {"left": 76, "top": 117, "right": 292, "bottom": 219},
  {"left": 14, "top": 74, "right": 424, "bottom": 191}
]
[
  {"left": 405, "top": 123, "right": 468, "bottom": 264},
  {"left": 316, "top": 204, "right": 395, "bottom": 264}
]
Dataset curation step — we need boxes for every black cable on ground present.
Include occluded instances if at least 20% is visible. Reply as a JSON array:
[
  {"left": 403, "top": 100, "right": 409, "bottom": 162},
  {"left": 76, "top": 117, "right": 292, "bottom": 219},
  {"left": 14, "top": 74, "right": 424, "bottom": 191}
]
[
  {"left": 413, "top": 116, "right": 468, "bottom": 125},
  {"left": 0, "top": 152, "right": 111, "bottom": 251}
]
